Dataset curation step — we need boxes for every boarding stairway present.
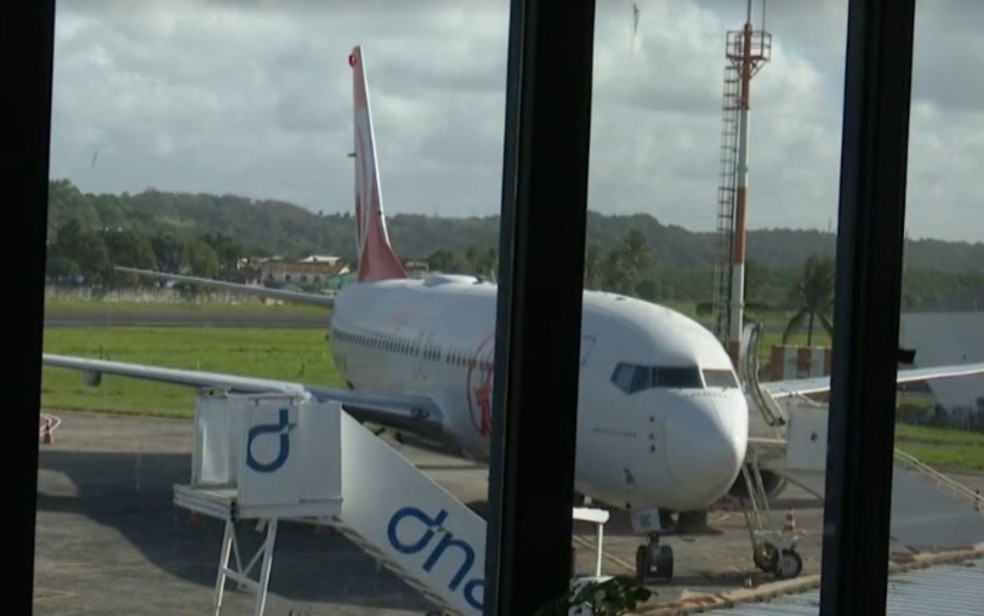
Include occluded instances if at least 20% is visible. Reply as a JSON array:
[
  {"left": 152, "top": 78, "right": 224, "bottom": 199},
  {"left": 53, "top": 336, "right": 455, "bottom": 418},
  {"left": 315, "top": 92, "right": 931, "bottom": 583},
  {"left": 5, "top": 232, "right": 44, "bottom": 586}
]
[
  {"left": 175, "top": 389, "right": 611, "bottom": 616},
  {"left": 893, "top": 448, "right": 984, "bottom": 517},
  {"left": 734, "top": 322, "right": 984, "bottom": 572},
  {"left": 739, "top": 322, "right": 982, "bottom": 517},
  {"left": 738, "top": 321, "right": 787, "bottom": 431}
]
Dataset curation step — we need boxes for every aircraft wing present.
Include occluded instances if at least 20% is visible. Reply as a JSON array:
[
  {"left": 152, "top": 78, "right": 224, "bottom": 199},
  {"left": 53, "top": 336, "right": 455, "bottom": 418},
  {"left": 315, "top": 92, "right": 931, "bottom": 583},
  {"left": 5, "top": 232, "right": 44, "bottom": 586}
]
[
  {"left": 114, "top": 266, "right": 335, "bottom": 307},
  {"left": 42, "top": 353, "right": 446, "bottom": 439},
  {"left": 759, "top": 362, "right": 984, "bottom": 400},
  {"left": 747, "top": 362, "right": 984, "bottom": 464},
  {"left": 737, "top": 361, "right": 984, "bottom": 505}
]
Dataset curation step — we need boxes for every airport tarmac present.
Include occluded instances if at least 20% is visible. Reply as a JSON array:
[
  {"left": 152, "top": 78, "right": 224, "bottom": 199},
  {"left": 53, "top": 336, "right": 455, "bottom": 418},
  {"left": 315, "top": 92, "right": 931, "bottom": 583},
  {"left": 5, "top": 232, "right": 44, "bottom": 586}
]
[
  {"left": 32, "top": 411, "right": 984, "bottom": 615},
  {"left": 25, "top": 411, "right": 816, "bottom": 614},
  {"left": 30, "top": 410, "right": 810, "bottom": 615}
]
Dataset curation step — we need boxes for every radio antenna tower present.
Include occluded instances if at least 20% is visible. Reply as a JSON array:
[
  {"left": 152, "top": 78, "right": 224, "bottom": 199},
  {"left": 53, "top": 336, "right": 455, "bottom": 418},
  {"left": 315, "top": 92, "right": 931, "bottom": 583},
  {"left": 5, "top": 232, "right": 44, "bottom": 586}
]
[{"left": 711, "top": 0, "right": 772, "bottom": 365}]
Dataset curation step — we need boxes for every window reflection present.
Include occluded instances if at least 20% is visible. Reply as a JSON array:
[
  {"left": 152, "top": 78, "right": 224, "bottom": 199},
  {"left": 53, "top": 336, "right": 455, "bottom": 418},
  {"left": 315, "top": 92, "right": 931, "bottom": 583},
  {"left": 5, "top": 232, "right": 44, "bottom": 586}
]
[{"left": 883, "top": 0, "right": 984, "bottom": 609}]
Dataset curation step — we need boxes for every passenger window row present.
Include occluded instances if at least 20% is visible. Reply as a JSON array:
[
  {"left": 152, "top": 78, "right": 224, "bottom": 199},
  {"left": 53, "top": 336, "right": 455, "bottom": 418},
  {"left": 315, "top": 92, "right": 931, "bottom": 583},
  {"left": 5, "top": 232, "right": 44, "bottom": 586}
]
[{"left": 332, "top": 328, "right": 494, "bottom": 373}]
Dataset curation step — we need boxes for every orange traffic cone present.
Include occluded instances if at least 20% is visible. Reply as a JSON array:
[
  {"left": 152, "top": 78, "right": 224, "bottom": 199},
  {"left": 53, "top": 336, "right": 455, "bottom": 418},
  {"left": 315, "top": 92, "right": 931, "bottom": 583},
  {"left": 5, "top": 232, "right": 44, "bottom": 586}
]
[
  {"left": 783, "top": 509, "right": 796, "bottom": 533},
  {"left": 41, "top": 418, "right": 54, "bottom": 445}
]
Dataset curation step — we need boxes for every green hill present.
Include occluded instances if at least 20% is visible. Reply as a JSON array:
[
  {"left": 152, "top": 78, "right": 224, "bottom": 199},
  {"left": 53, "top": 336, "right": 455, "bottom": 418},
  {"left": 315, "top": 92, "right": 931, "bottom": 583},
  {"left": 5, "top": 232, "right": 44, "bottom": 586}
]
[
  {"left": 44, "top": 179, "right": 983, "bottom": 308},
  {"left": 47, "top": 179, "right": 984, "bottom": 271}
]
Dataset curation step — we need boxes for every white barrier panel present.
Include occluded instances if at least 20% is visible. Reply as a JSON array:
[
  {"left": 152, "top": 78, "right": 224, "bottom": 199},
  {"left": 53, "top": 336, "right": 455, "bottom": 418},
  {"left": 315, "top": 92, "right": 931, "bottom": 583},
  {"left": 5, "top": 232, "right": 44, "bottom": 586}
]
[
  {"left": 784, "top": 398, "right": 828, "bottom": 472},
  {"left": 338, "top": 412, "right": 486, "bottom": 616},
  {"left": 190, "top": 391, "right": 342, "bottom": 511},
  {"left": 192, "top": 390, "right": 249, "bottom": 486},
  {"left": 238, "top": 398, "right": 342, "bottom": 509}
]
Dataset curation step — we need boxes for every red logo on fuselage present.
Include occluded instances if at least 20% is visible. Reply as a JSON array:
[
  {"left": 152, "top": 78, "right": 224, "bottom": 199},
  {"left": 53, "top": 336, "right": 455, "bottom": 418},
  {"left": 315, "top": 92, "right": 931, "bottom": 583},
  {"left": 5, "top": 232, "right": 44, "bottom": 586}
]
[{"left": 466, "top": 332, "right": 496, "bottom": 438}]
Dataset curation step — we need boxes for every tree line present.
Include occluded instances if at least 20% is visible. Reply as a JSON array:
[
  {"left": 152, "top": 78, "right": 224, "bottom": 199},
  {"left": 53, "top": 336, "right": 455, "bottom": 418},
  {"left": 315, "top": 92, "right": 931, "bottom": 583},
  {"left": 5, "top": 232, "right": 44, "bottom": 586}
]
[
  {"left": 47, "top": 179, "right": 984, "bottom": 272},
  {"left": 45, "top": 179, "right": 983, "bottom": 310},
  {"left": 45, "top": 218, "right": 251, "bottom": 287},
  {"left": 46, "top": 213, "right": 984, "bottom": 315},
  {"left": 423, "top": 231, "right": 983, "bottom": 314}
]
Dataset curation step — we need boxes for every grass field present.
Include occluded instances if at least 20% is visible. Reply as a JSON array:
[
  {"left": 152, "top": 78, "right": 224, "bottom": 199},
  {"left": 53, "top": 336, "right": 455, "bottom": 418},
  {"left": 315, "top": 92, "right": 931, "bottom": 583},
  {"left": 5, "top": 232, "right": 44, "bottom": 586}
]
[
  {"left": 41, "top": 326, "right": 341, "bottom": 416},
  {"left": 895, "top": 424, "right": 984, "bottom": 471},
  {"left": 45, "top": 296, "right": 327, "bottom": 316}
]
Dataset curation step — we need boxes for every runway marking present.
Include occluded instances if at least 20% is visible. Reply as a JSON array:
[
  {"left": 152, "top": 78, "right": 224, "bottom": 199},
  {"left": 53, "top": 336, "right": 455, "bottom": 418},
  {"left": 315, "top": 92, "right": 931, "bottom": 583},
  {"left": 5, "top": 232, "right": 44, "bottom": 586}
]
[
  {"left": 569, "top": 511, "right": 752, "bottom": 577},
  {"left": 712, "top": 512, "right": 733, "bottom": 524},
  {"left": 33, "top": 588, "right": 77, "bottom": 601},
  {"left": 572, "top": 534, "right": 636, "bottom": 574}
]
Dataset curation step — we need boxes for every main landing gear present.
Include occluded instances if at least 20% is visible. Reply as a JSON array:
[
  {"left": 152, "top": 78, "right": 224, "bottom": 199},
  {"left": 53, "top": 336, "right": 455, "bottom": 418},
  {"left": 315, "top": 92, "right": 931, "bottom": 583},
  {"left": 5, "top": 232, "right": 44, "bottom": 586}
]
[{"left": 635, "top": 533, "right": 673, "bottom": 585}]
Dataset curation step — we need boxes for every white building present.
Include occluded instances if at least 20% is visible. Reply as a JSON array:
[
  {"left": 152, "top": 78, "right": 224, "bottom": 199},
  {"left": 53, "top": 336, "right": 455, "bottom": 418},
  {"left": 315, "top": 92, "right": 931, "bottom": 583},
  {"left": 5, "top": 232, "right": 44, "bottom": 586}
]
[
  {"left": 257, "top": 255, "right": 350, "bottom": 287},
  {"left": 899, "top": 307, "right": 984, "bottom": 429}
]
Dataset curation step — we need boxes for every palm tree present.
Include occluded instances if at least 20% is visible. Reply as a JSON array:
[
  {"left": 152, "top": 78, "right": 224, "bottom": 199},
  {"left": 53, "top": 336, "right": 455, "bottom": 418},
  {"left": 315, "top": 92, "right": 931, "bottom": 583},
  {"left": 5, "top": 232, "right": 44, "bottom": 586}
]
[
  {"left": 599, "top": 229, "right": 651, "bottom": 295},
  {"left": 783, "top": 254, "right": 835, "bottom": 346},
  {"left": 583, "top": 244, "right": 603, "bottom": 289}
]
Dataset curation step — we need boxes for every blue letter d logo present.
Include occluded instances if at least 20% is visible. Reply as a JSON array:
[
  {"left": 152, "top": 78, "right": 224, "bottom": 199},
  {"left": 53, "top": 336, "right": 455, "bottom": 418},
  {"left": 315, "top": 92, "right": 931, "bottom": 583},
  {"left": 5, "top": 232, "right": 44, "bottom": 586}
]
[{"left": 246, "top": 408, "right": 291, "bottom": 473}]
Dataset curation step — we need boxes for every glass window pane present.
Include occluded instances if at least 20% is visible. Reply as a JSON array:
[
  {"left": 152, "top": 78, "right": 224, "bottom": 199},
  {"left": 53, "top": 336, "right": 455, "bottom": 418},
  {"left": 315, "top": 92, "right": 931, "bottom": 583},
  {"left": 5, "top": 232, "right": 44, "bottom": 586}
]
[
  {"left": 703, "top": 368, "right": 739, "bottom": 389},
  {"left": 887, "top": 1, "right": 984, "bottom": 610},
  {"left": 653, "top": 366, "right": 702, "bottom": 389},
  {"left": 612, "top": 362, "right": 636, "bottom": 393},
  {"left": 40, "top": 0, "right": 984, "bottom": 614},
  {"left": 631, "top": 364, "right": 653, "bottom": 392}
]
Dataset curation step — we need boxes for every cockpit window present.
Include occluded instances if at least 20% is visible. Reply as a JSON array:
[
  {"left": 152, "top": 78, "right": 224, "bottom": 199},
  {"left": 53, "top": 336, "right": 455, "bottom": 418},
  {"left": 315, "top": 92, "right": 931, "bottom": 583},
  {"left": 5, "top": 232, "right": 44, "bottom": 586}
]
[
  {"left": 631, "top": 365, "right": 653, "bottom": 391},
  {"left": 702, "top": 368, "right": 739, "bottom": 389},
  {"left": 611, "top": 363, "right": 636, "bottom": 393},
  {"left": 611, "top": 362, "right": 703, "bottom": 394},
  {"left": 655, "top": 367, "right": 703, "bottom": 388}
]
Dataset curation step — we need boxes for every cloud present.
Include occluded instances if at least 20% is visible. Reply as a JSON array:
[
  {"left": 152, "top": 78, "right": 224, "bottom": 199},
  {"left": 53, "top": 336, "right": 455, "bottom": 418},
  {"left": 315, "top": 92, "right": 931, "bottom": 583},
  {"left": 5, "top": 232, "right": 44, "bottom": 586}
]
[{"left": 48, "top": 0, "right": 984, "bottom": 244}]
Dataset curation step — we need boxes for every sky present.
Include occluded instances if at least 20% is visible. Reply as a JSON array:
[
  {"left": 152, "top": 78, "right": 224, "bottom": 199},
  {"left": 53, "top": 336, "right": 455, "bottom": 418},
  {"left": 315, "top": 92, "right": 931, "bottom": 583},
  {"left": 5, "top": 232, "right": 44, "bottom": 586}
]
[{"left": 49, "top": 0, "right": 984, "bottom": 244}]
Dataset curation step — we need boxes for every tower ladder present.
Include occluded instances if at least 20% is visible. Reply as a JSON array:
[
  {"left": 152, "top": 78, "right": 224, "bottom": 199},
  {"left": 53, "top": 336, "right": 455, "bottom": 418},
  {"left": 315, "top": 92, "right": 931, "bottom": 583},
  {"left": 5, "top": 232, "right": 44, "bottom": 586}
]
[{"left": 711, "top": 60, "right": 742, "bottom": 344}]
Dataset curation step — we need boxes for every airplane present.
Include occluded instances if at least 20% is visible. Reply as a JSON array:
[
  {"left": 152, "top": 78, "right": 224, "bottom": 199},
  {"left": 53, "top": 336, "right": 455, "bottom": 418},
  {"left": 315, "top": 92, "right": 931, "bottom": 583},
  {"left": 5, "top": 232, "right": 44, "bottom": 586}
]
[{"left": 41, "top": 45, "right": 984, "bottom": 586}]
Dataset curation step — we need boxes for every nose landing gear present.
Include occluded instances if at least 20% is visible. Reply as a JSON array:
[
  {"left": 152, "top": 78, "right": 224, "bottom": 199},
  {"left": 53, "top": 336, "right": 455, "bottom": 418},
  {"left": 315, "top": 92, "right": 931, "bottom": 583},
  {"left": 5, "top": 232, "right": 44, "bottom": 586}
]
[
  {"left": 775, "top": 548, "right": 803, "bottom": 579},
  {"left": 753, "top": 542, "right": 803, "bottom": 580},
  {"left": 635, "top": 533, "right": 673, "bottom": 585}
]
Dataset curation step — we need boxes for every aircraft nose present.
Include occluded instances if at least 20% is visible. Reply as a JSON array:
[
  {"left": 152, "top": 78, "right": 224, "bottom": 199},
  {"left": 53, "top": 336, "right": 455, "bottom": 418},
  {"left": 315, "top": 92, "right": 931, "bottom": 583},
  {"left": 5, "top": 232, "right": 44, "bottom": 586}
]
[{"left": 665, "top": 397, "right": 747, "bottom": 509}]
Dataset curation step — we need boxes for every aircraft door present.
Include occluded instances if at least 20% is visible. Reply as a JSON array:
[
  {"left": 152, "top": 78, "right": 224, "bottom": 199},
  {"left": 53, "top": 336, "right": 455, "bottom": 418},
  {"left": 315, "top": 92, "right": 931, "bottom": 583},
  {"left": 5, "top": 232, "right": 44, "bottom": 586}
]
[
  {"left": 580, "top": 335, "right": 597, "bottom": 367},
  {"left": 413, "top": 330, "right": 434, "bottom": 382}
]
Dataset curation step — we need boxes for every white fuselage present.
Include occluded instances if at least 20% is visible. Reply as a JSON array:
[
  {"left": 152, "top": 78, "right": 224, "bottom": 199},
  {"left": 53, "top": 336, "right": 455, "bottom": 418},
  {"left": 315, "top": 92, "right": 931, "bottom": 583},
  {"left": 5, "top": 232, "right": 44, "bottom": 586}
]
[{"left": 328, "top": 274, "right": 749, "bottom": 513}]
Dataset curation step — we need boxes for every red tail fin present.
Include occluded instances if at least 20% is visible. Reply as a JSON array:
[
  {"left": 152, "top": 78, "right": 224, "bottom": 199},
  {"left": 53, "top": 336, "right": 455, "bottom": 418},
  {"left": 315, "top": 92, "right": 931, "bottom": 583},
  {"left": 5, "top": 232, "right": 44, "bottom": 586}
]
[{"left": 349, "top": 46, "right": 408, "bottom": 283}]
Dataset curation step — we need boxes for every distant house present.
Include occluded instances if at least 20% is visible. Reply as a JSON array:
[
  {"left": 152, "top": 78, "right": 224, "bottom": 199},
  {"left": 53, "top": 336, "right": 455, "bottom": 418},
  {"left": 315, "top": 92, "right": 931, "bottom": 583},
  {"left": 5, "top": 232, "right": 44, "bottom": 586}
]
[
  {"left": 257, "top": 255, "right": 350, "bottom": 288},
  {"left": 326, "top": 271, "right": 357, "bottom": 290},
  {"left": 404, "top": 259, "right": 430, "bottom": 278},
  {"left": 298, "top": 255, "right": 344, "bottom": 265}
]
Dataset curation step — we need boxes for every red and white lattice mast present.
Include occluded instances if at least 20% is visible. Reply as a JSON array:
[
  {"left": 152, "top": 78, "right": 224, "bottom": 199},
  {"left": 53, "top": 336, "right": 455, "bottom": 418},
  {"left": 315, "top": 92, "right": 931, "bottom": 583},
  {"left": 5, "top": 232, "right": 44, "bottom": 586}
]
[{"left": 711, "top": 0, "right": 771, "bottom": 365}]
